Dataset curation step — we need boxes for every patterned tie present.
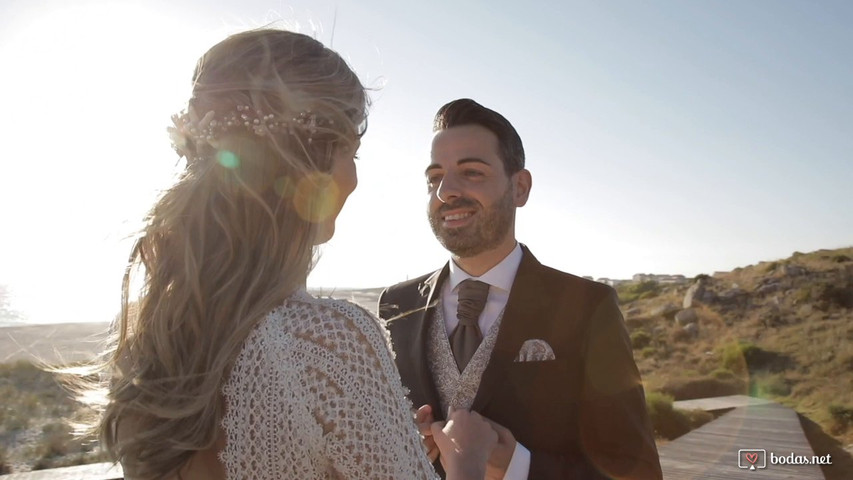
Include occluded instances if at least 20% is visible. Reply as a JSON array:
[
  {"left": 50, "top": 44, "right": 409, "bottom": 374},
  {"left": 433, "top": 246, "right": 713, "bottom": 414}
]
[{"left": 450, "top": 279, "right": 490, "bottom": 372}]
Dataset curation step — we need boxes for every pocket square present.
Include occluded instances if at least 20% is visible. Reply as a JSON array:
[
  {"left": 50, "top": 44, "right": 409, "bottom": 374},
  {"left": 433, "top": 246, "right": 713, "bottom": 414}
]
[{"left": 514, "top": 339, "right": 555, "bottom": 362}]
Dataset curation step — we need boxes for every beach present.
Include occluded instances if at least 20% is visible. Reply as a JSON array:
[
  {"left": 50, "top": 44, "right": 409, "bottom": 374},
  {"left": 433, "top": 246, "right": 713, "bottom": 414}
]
[{"left": 0, "top": 288, "right": 383, "bottom": 365}]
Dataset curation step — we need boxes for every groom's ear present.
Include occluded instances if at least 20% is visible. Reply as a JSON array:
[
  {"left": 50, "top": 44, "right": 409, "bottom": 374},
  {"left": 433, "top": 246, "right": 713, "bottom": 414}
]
[{"left": 512, "top": 169, "right": 532, "bottom": 207}]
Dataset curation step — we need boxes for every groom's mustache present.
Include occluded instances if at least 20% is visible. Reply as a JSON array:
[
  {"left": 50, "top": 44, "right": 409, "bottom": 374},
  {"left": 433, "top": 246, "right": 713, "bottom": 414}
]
[{"left": 436, "top": 198, "right": 480, "bottom": 215}]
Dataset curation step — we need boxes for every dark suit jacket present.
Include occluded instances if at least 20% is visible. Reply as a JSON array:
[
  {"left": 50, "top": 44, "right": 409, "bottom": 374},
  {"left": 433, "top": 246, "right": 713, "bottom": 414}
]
[{"left": 379, "top": 246, "right": 662, "bottom": 479}]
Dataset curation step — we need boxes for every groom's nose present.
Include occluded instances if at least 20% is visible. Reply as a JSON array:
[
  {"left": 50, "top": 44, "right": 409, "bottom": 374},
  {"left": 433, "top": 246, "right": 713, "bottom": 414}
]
[{"left": 435, "top": 174, "right": 461, "bottom": 204}]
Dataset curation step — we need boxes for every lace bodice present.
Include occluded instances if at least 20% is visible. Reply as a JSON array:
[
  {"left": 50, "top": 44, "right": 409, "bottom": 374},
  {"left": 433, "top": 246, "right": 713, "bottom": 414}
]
[{"left": 220, "top": 291, "right": 437, "bottom": 480}]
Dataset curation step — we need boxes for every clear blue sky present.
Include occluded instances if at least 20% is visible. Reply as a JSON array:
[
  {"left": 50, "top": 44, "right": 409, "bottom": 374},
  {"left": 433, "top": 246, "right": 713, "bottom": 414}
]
[{"left": 1, "top": 0, "right": 850, "bottom": 324}]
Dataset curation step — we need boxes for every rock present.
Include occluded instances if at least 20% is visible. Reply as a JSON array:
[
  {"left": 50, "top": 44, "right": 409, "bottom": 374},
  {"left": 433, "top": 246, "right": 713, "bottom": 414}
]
[
  {"left": 716, "top": 288, "right": 746, "bottom": 305},
  {"left": 783, "top": 264, "right": 808, "bottom": 276},
  {"left": 702, "top": 291, "right": 718, "bottom": 303},
  {"left": 683, "top": 322, "right": 699, "bottom": 338},
  {"left": 756, "top": 281, "right": 780, "bottom": 295},
  {"left": 683, "top": 283, "right": 705, "bottom": 308},
  {"left": 652, "top": 303, "right": 680, "bottom": 319},
  {"left": 675, "top": 308, "right": 698, "bottom": 325}
]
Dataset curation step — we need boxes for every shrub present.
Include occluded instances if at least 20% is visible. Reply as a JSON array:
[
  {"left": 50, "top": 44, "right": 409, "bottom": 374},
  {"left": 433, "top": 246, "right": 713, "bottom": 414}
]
[
  {"left": 793, "top": 287, "right": 812, "bottom": 304},
  {"left": 631, "top": 330, "right": 652, "bottom": 349},
  {"left": 721, "top": 341, "right": 763, "bottom": 374},
  {"left": 750, "top": 373, "right": 790, "bottom": 397},
  {"left": 616, "top": 281, "right": 662, "bottom": 304},
  {"left": 641, "top": 347, "right": 657, "bottom": 359},
  {"left": 661, "top": 376, "right": 746, "bottom": 400},
  {"left": 645, "top": 392, "right": 688, "bottom": 439},
  {"left": 710, "top": 368, "right": 736, "bottom": 380},
  {"left": 813, "top": 282, "right": 853, "bottom": 309},
  {"left": 829, "top": 404, "right": 853, "bottom": 433}
]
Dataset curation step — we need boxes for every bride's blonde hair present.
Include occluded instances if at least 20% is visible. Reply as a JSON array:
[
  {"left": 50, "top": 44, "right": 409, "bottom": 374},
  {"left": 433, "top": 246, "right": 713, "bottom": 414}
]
[{"left": 96, "top": 28, "right": 368, "bottom": 479}]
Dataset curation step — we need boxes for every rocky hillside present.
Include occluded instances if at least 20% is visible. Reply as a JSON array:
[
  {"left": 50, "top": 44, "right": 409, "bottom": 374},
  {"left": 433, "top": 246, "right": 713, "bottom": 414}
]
[{"left": 616, "top": 247, "right": 853, "bottom": 449}]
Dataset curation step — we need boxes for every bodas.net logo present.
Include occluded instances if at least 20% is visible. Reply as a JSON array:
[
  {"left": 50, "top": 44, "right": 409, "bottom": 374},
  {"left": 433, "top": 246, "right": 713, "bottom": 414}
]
[{"left": 738, "top": 449, "right": 767, "bottom": 470}]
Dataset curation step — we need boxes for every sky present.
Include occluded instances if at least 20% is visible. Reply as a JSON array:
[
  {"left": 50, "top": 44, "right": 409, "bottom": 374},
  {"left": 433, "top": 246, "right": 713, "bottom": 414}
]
[{"left": 0, "top": 0, "right": 851, "bottom": 325}]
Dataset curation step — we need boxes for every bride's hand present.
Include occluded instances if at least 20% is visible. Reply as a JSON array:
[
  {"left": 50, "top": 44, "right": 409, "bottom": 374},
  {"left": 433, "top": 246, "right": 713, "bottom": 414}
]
[{"left": 431, "top": 408, "right": 497, "bottom": 480}]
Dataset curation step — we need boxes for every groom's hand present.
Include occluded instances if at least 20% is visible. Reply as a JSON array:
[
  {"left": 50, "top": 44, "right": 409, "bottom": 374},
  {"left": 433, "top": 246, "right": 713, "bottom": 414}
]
[
  {"left": 415, "top": 404, "right": 439, "bottom": 462},
  {"left": 481, "top": 416, "right": 517, "bottom": 480}
]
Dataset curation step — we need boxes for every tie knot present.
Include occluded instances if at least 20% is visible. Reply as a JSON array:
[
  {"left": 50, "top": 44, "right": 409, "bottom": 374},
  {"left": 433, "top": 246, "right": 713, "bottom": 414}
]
[{"left": 457, "top": 279, "right": 489, "bottom": 326}]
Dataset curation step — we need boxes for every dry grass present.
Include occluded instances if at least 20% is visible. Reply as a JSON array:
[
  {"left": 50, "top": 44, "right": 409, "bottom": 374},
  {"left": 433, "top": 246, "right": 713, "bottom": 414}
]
[
  {"left": 626, "top": 247, "right": 853, "bottom": 450},
  {"left": 0, "top": 360, "right": 108, "bottom": 473}
]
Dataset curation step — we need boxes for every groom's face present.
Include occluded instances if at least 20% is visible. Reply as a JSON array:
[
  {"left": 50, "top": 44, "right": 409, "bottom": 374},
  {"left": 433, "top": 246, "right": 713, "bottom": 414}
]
[{"left": 425, "top": 124, "right": 518, "bottom": 258}]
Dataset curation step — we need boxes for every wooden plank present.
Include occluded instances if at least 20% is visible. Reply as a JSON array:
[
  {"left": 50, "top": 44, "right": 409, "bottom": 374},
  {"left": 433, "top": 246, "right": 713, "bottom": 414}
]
[
  {"left": 673, "top": 394, "right": 775, "bottom": 412},
  {"left": 659, "top": 403, "right": 825, "bottom": 479}
]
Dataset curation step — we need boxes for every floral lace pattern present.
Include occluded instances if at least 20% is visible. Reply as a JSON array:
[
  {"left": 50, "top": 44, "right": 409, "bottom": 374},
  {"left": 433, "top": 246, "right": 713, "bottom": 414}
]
[{"left": 220, "top": 291, "right": 437, "bottom": 480}]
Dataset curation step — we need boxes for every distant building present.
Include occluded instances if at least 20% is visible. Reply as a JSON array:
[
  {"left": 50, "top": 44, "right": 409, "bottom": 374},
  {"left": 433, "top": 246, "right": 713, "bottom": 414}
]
[{"left": 631, "top": 273, "right": 688, "bottom": 285}]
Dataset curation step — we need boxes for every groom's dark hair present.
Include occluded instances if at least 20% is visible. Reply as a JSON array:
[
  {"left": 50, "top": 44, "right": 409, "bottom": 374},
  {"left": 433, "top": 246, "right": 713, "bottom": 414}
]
[{"left": 433, "top": 98, "right": 525, "bottom": 175}]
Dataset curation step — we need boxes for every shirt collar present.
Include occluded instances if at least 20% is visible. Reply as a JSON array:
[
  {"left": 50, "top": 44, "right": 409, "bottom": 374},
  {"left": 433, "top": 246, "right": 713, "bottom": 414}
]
[{"left": 447, "top": 243, "right": 523, "bottom": 293}]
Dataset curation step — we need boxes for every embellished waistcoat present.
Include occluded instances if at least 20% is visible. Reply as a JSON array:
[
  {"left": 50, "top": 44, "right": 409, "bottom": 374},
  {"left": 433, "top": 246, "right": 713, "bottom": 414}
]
[{"left": 426, "top": 301, "right": 505, "bottom": 415}]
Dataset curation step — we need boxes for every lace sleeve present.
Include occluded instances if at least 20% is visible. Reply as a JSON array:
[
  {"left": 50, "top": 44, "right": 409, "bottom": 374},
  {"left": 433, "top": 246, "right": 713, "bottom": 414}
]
[
  {"left": 313, "top": 300, "right": 437, "bottom": 480},
  {"left": 220, "top": 296, "right": 437, "bottom": 480}
]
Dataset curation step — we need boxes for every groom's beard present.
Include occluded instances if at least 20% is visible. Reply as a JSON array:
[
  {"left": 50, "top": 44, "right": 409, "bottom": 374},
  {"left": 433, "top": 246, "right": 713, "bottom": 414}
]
[{"left": 428, "top": 186, "right": 514, "bottom": 258}]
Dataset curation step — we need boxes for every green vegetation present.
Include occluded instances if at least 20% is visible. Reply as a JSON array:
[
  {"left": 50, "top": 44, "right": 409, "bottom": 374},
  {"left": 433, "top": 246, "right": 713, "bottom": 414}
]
[
  {"left": 645, "top": 391, "right": 713, "bottom": 440},
  {"left": 616, "top": 280, "right": 662, "bottom": 303},
  {"left": 720, "top": 340, "right": 762, "bottom": 374},
  {"left": 750, "top": 372, "right": 791, "bottom": 397},
  {"left": 829, "top": 404, "right": 853, "bottom": 434},
  {"left": 709, "top": 368, "right": 736, "bottom": 380},
  {"left": 630, "top": 246, "right": 853, "bottom": 451},
  {"left": 660, "top": 375, "right": 746, "bottom": 400},
  {"left": 630, "top": 330, "right": 652, "bottom": 349}
]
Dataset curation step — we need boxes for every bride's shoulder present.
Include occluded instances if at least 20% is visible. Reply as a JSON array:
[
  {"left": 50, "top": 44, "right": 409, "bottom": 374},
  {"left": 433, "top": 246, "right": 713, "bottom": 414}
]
[{"left": 264, "top": 290, "right": 388, "bottom": 339}]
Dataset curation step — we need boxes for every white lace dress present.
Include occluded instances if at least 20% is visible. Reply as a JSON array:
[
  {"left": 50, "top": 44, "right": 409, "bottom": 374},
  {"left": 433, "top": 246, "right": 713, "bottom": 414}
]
[{"left": 219, "top": 290, "right": 438, "bottom": 480}]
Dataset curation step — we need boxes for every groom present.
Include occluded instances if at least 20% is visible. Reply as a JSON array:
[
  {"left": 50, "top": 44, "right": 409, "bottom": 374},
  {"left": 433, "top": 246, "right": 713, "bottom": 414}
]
[{"left": 379, "top": 99, "right": 662, "bottom": 479}]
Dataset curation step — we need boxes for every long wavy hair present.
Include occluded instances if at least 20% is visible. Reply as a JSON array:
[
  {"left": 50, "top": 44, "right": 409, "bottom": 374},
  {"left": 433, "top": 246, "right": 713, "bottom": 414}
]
[{"left": 89, "top": 28, "right": 368, "bottom": 479}]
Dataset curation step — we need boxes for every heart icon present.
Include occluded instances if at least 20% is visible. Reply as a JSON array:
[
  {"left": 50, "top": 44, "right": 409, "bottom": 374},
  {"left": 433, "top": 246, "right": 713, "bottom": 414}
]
[{"left": 745, "top": 452, "right": 759, "bottom": 464}]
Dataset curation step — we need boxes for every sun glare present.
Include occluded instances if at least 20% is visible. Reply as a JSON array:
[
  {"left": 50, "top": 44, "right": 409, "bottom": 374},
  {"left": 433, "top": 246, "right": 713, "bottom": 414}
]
[{"left": 0, "top": 2, "right": 216, "bottom": 324}]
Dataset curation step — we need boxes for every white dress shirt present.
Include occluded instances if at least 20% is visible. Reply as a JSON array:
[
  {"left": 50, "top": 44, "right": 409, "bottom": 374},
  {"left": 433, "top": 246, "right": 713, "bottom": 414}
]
[{"left": 440, "top": 242, "right": 530, "bottom": 480}]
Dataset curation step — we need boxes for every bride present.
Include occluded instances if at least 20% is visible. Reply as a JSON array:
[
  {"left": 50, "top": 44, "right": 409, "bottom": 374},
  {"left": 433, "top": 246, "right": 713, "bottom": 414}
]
[{"left": 87, "top": 28, "right": 495, "bottom": 480}]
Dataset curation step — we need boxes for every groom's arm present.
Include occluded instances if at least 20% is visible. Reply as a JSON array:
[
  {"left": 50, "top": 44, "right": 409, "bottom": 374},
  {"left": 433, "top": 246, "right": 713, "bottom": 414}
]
[
  {"left": 576, "top": 290, "right": 662, "bottom": 480},
  {"left": 487, "top": 288, "right": 662, "bottom": 480}
]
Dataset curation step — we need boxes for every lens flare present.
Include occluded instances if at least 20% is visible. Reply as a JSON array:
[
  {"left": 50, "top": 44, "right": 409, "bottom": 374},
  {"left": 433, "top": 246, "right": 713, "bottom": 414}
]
[
  {"left": 292, "top": 172, "right": 340, "bottom": 223},
  {"left": 216, "top": 150, "right": 240, "bottom": 169},
  {"left": 274, "top": 176, "right": 295, "bottom": 198}
]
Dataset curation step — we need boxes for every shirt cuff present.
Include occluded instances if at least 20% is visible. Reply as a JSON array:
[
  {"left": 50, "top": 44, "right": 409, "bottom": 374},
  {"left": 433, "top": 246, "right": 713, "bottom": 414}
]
[{"left": 503, "top": 441, "right": 530, "bottom": 480}]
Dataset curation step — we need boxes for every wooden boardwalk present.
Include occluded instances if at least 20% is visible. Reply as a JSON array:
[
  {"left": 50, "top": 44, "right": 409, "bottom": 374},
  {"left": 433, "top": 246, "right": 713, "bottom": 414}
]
[
  {"left": 673, "top": 394, "right": 775, "bottom": 412},
  {"left": 660, "top": 402, "right": 826, "bottom": 479}
]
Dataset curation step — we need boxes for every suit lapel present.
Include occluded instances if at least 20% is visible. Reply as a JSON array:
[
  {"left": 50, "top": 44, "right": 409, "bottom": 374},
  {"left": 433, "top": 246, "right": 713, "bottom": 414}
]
[
  {"left": 472, "top": 246, "right": 547, "bottom": 411},
  {"left": 406, "top": 266, "right": 447, "bottom": 418}
]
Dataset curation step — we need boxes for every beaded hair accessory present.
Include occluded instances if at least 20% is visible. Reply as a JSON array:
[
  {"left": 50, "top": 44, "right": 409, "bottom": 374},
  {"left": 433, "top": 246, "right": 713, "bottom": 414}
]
[{"left": 168, "top": 105, "right": 329, "bottom": 160}]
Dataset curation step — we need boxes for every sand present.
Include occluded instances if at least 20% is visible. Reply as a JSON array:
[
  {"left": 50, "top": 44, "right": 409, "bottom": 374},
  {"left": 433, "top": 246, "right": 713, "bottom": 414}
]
[{"left": 0, "top": 288, "right": 383, "bottom": 365}]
